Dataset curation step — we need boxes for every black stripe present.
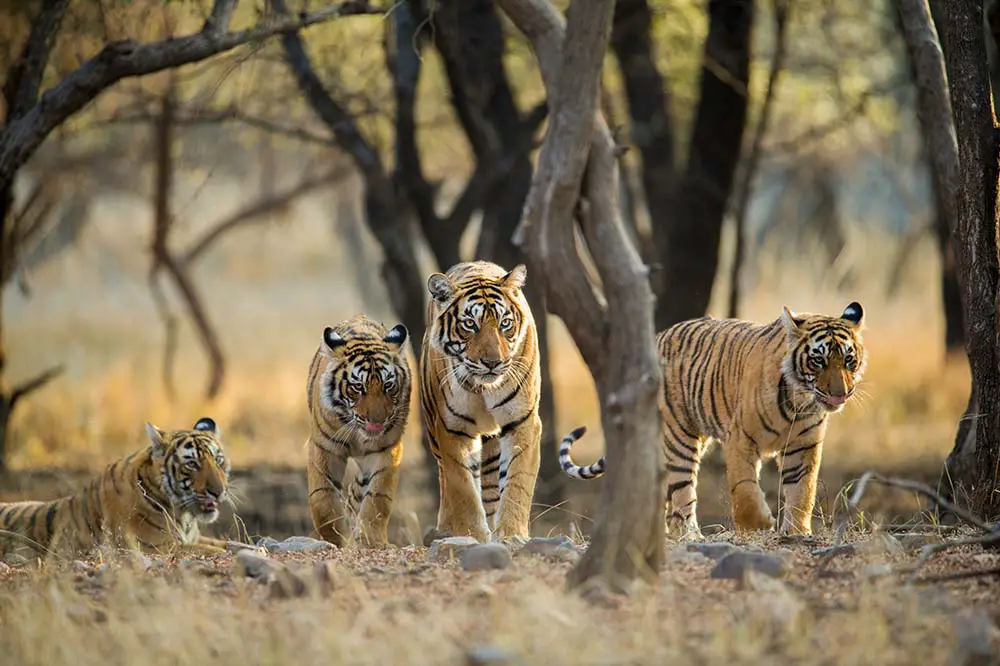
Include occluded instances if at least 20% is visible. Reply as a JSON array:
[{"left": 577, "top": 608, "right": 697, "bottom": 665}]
[
  {"left": 666, "top": 480, "right": 692, "bottom": 497},
  {"left": 444, "top": 397, "right": 476, "bottom": 425},
  {"left": 492, "top": 381, "right": 522, "bottom": 409},
  {"left": 445, "top": 426, "right": 476, "bottom": 439},
  {"left": 665, "top": 441, "right": 697, "bottom": 465},
  {"left": 796, "top": 418, "right": 825, "bottom": 437},
  {"left": 776, "top": 377, "right": 792, "bottom": 422},
  {"left": 666, "top": 464, "right": 692, "bottom": 475},
  {"left": 499, "top": 411, "right": 531, "bottom": 438},
  {"left": 783, "top": 440, "right": 821, "bottom": 457}
]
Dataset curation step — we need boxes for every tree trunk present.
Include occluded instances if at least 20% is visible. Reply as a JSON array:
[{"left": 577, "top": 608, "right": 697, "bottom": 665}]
[
  {"left": 653, "top": 0, "right": 755, "bottom": 330},
  {"left": 928, "top": 0, "right": 1000, "bottom": 519},
  {"left": 498, "top": 0, "right": 665, "bottom": 594}
]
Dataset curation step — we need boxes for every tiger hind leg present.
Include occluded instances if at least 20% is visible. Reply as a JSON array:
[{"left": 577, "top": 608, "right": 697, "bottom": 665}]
[{"left": 664, "top": 434, "right": 707, "bottom": 540}]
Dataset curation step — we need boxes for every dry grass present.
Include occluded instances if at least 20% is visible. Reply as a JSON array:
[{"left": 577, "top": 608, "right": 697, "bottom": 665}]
[{"left": 1, "top": 528, "right": 998, "bottom": 665}]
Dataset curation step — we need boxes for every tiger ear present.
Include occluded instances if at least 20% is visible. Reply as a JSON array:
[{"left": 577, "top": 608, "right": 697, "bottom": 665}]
[
  {"left": 427, "top": 273, "right": 456, "bottom": 305},
  {"left": 500, "top": 264, "right": 527, "bottom": 292},
  {"left": 383, "top": 324, "right": 408, "bottom": 352},
  {"left": 193, "top": 416, "right": 219, "bottom": 437},
  {"left": 324, "top": 327, "right": 347, "bottom": 352},
  {"left": 780, "top": 306, "right": 802, "bottom": 338},
  {"left": 145, "top": 422, "right": 168, "bottom": 459},
  {"left": 840, "top": 301, "right": 864, "bottom": 328}
]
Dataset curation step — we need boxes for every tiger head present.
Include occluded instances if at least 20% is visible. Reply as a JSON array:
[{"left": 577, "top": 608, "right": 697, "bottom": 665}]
[
  {"left": 145, "top": 417, "right": 230, "bottom": 523},
  {"left": 781, "top": 302, "right": 867, "bottom": 414},
  {"left": 319, "top": 318, "right": 410, "bottom": 440},
  {"left": 426, "top": 263, "right": 530, "bottom": 389}
]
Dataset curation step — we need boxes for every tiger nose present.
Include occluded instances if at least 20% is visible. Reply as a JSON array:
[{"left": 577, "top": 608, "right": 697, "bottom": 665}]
[{"left": 482, "top": 357, "right": 502, "bottom": 370}]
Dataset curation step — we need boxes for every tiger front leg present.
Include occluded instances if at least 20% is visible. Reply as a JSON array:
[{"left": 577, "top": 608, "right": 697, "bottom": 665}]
[
  {"left": 723, "top": 432, "right": 775, "bottom": 532},
  {"left": 492, "top": 412, "right": 541, "bottom": 543},
  {"left": 352, "top": 442, "right": 403, "bottom": 549},
  {"left": 434, "top": 430, "right": 490, "bottom": 542},
  {"left": 779, "top": 439, "right": 824, "bottom": 535},
  {"left": 307, "top": 440, "right": 351, "bottom": 547}
]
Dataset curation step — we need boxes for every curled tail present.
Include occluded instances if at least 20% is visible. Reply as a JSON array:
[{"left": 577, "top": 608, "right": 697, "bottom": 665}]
[{"left": 559, "top": 426, "right": 605, "bottom": 480}]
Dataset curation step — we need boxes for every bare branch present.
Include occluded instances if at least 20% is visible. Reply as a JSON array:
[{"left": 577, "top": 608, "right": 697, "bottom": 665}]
[
  {"left": 9, "top": 365, "right": 64, "bottom": 408},
  {"left": 0, "top": 1, "right": 381, "bottom": 191},
  {"left": 728, "top": 0, "right": 790, "bottom": 319},
  {"left": 203, "top": 0, "right": 239, "bottom": 34},
  {"left": 897, "top": 0, "right": 960, "bottom": 237},
  {"left": 847, "top": 470, "right": 993, "bottom": 532},
  {"left": 2, "top": 0, "right": 70, "bottom": 121},
  {"left": 182, "top": 166, "right": 351, "bottom": 265},
  {"left": 271, "top": 0, "right": 383, "bottom": 179}
]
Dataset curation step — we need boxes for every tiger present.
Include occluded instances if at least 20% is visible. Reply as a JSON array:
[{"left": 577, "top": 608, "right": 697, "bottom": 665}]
[
  {"left": 419, "top": 260, "right": 542, "bottom": 544},
  {"left": 559, "top": 302, "right": 868, "bottom": 538},
  {"left": 0, "top": 417, "right": 232, "bottom": 559},
  {"left": 306, "top": 314, "right": 412, "bottom": 548}
]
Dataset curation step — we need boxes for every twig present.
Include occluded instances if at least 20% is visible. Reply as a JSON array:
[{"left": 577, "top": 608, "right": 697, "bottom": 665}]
[
  {"left": 847, "top": 470, "right": 993, "bottom": 532},
  {"left": 911, "top": 566, "right": 1000, "bottom": 585},
  {"left": 9, "top": 365, "right": 64, "bottom": 408}
]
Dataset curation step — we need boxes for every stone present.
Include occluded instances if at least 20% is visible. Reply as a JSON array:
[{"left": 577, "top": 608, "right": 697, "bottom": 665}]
[
  {"left": 667, "top": 546, "right": 712, "bottom": 566},
  {"left": 710, "top": 551, "right": 787, "bottom": 580},
  {"left": 234, "top": 549, "right": 276, "bottom": 579},
  {"left": 3, "top": 553, "right": 30, "bottom": 567},
  {"left": 811, "top": 544, "right": 856, "bottom": 558},
  {"left": 898, "top": 533, "right": 945, "bottom": 552},
  {"left": 268, "top": 567, "right": 310, "bottom": 600},
  {"left": 427, "top": 536, "right": 480, "bottom": 562},
  {"left": 686, "top": 542, "right": 740, "bottom": 561},
  {"left": 521, "top": 536, "right": 583, "bottom": 564},
  {"left": 465, "top": 645, "right": 520, "bottom": 666},
  {"left": 857, "top": 533, "right": 904, "bottom": 558},
  {"left": 460, "top": 544, "right": 512, "bottom": 572},
  {"left": 257, "top": 535, "right": 335, "bottom": 553},
  {"left": 423, "top": 527, "right": 452, "bottom": 547}
]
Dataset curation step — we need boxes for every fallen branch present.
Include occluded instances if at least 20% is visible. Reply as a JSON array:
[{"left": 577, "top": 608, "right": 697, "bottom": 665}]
[{"left": 847, "top": 470, "right": 992, "bottom": 532}]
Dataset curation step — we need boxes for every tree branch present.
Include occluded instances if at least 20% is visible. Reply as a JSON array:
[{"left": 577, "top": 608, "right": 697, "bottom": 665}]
[
  {"left": 2, "top": 0, "right": 70, "bottom": 122},
  {"left": 182, "top": 166, "right": 351, "bottom": 265},
  {"left": 9, "top": 365, "right": 64, "bottom": 409},
  {"left": 728, "top": 0, "right": 790, "bottom": 319},
  {"left": 203, "top": 0, "right": 239, "bottom": 35},
  {"left": 0, "top": 0, "right": 380, "bottom": 191}
]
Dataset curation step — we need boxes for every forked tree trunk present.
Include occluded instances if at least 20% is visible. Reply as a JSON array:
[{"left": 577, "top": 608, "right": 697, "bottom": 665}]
[
  {"left": 498, "top": 0, "right": 665, "bottom": 593},
  {"left": 901, "top": 0, "right": 1000, "bottom": 516}
]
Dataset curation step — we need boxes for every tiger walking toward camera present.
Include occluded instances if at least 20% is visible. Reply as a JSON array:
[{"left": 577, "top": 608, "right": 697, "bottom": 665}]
[
  {"left": 560, "top": 302, "right": 868, "bottom": 537},
  {"left": 420, "top": 261, "right": 542, "bottom": 544},
  {"left": 0, "top": 417, "right": 232, "bottom": 559},
  {"left": 306, "top": 315, "right": 412, "bottom": 548}
]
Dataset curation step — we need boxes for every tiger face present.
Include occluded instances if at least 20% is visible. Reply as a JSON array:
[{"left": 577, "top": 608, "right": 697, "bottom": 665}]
[
  {"left": 427, "top": 264, "right": 529, "bottom": 389},
  {"left": 781, "top": 301, "right": 867, "bottom": 413},
  {"left": 145, "top": 417, "right": 230, "bottom": 523},
  {"left": 320, "top": 322, "right": 409, "bottom": 439}
]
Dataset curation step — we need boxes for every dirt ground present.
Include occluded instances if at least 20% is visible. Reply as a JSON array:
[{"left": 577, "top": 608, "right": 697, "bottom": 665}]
[{"left": 1, "top": 527, "right": 998, "bottom": 666}]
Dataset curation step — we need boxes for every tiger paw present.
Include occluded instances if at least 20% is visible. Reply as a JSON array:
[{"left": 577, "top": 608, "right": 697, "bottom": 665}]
[
  {"left": 491, "top": 534, "right": 529, "bottom": 552},
  {"left": 731, "top": 486, "right": 776, "bottom": 531}
]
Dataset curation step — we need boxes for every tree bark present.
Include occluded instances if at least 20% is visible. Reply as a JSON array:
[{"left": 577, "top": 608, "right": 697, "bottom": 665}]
[
  {"left": 913, "top": 0, "right": 1000, "bottom": 516},
  {"left": 654, "top": 0, "right": 754, "bottom": 330},
  {"left": 498, "top": 0, "right": 665, "bottom": 594}
]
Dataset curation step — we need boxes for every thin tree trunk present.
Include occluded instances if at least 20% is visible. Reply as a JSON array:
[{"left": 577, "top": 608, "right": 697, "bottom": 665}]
[{"left": 654, "top": 0, "right": 755, "bottom": 330}]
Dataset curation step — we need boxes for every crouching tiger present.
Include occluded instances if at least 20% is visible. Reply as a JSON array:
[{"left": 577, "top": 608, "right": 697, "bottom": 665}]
[
  {"left": 306, "top": 315, "right": 412, "bottom": 548},
  {"left": 420, "top": 261, "right": 543, "bottom": 544},
  {"left": 0, "top": 417, "right": 232, "bottom": 559},
  {"left": 560, "top": 302, "right": 868, "bottom": 537}
]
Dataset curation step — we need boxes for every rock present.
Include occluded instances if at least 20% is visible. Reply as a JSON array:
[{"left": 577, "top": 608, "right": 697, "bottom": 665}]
[
  {"left": 811, "top": 544, "right": 856, "bottom": 558},
  {"left": 460, "top": 544, "right": 512, "bottom": 572},
  {"left": 466, "top": 645, "right": 520, "bottom": 666},
  {"left": 686, "top": 542, "right": 740, "bottom": 561},
  {"left": 257, "top": 536, "right": 335, "bottom": 553},
  {"left": 667, "top": 546, "right": 712, "bottom": 566},
  {"left": 898, "top": 533, "right": 945, "bottom": 552},
  {"left": 521, "top": 536, "right": 583, "bottom": 564},
  {"left": 226, "top": 540, "right": 260, "bottom": 553},
  {"left": 423, "top": 527, "right": 452, "bottom": 547},
  {"left": 710, "top": 551, "right": 787, "bottom": 580},
  {"left": 234, "top": 549, "right": 276, "bottom": 579},
  {"left": 428, "top": 536, "right": 480, "bottom": 562},
  {"left": 857, "top": 533, "right": 904, "bottom": 558},
  {"left": 3, "top": 553, "right": 30, "bottom": 567}
]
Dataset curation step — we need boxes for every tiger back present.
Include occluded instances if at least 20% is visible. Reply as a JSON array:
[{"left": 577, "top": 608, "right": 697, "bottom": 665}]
[
  {"left": 559, "top": 302, "right": 867, "bottom": 537},
  {"left": 305, "top": 314, "right": 411, "bottom": 548},
  {"left": 419, "top": 260, "right": 542, "bottom": 544},
  {"left": 0, "top": 417, "right": 232, "bottom": 559}
]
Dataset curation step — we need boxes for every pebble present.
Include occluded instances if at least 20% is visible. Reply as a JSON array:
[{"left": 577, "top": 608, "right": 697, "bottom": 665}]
[
  {"left": 428, "top": 536, "right": 480, "bottom": 562},
  {"left": 257, "top": 536, "right": 336, "bottom": 553},
  {"left": 460, "top": 544, "right": 512, "bottom": 572},
  {"left": 710, "top": 551, "right": 788, "bottom": 580}
]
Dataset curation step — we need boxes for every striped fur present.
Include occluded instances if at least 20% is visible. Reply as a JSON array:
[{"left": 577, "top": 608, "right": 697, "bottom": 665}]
[
  {"left": 306, "top": 314, "right": 412, "bottom": 548},
  {"left": 560, "top": 302, "right": 868, "bottom": 537},
  {"left": 0, "top": 417, "right": 231, "bottom": 559},
  {"left": 420, "top": 261, "right": 542, "bottom": 543}
]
